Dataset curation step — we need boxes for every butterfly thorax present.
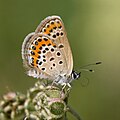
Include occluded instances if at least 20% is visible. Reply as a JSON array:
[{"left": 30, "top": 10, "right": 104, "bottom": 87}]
[{"left": 55, "top": 71, "right": 81, "bottom": 85}]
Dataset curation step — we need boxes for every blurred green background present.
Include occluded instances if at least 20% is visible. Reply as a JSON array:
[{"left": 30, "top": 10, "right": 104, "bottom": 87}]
[{"left": 0, "top": 0, "right": 120, "bottom": 120}]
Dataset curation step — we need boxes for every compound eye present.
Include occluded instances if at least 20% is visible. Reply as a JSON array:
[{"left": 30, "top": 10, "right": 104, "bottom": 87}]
[{"left": 72, "top": 71, "right": 80, "bottom": 80}]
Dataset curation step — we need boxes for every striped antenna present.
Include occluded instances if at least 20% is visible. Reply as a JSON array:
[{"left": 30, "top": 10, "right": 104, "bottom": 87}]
[{"left": 78, "top": 61, "right": 102, "bottom": 72}]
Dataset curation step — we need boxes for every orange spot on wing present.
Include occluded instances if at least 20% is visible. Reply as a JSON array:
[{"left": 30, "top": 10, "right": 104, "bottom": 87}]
[
  {"left": 30, "top": 51, "right": 39, "bottom": 59},
  {"left": 30, "top": 56, "right": 38, "bottom": 67},
  {"left": 50, "top": 23, "right": 56, "bottom": 28},
  {"left": 30, "top": 39, "right": 56, "bottom": 64},
  {"left": 57, "top": 22, "right": 62, "bottom": 28},
  {"left": 44, "top": 29, "right": 50, "bottom": 34}
]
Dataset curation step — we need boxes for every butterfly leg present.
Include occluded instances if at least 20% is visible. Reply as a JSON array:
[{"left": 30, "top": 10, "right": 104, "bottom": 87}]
[
  {"left": 49, "top": 80, "right": 58, "bottom": 89},
  {"left": 61, "top": 83, "right": 71, "bottom": 93}
]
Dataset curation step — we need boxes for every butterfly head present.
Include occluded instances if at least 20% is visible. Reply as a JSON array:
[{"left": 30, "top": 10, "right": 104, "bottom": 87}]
[{"left": 71, "top": 71, "right": 81, "bottom": 81}]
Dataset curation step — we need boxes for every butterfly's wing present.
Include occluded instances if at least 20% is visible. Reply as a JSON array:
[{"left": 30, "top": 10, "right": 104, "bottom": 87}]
[
  {"left": 22, "top": 16, "right": 73, "bottom": 81},
  {"left": 35, "top": 16, "right": 73, "bottom": 76}
]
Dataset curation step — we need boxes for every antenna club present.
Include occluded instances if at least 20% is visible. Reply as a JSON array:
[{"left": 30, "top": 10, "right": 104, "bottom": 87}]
[
  {"left": 96, "top": 61, "right": 102, "bottom": 65},
  {"left": 89, "top": 69, "right": 94, "bottom": 72}
]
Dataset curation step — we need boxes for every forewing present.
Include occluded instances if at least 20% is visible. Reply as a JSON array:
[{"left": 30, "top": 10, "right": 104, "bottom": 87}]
[{"left": 35, "top": 16, "right": 73, "bottom": 76}]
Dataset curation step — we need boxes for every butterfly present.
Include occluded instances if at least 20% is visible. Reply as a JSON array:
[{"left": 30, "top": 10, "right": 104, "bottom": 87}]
[{"left": 21, "top": 15, "right": 80, "bottom": 87}]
